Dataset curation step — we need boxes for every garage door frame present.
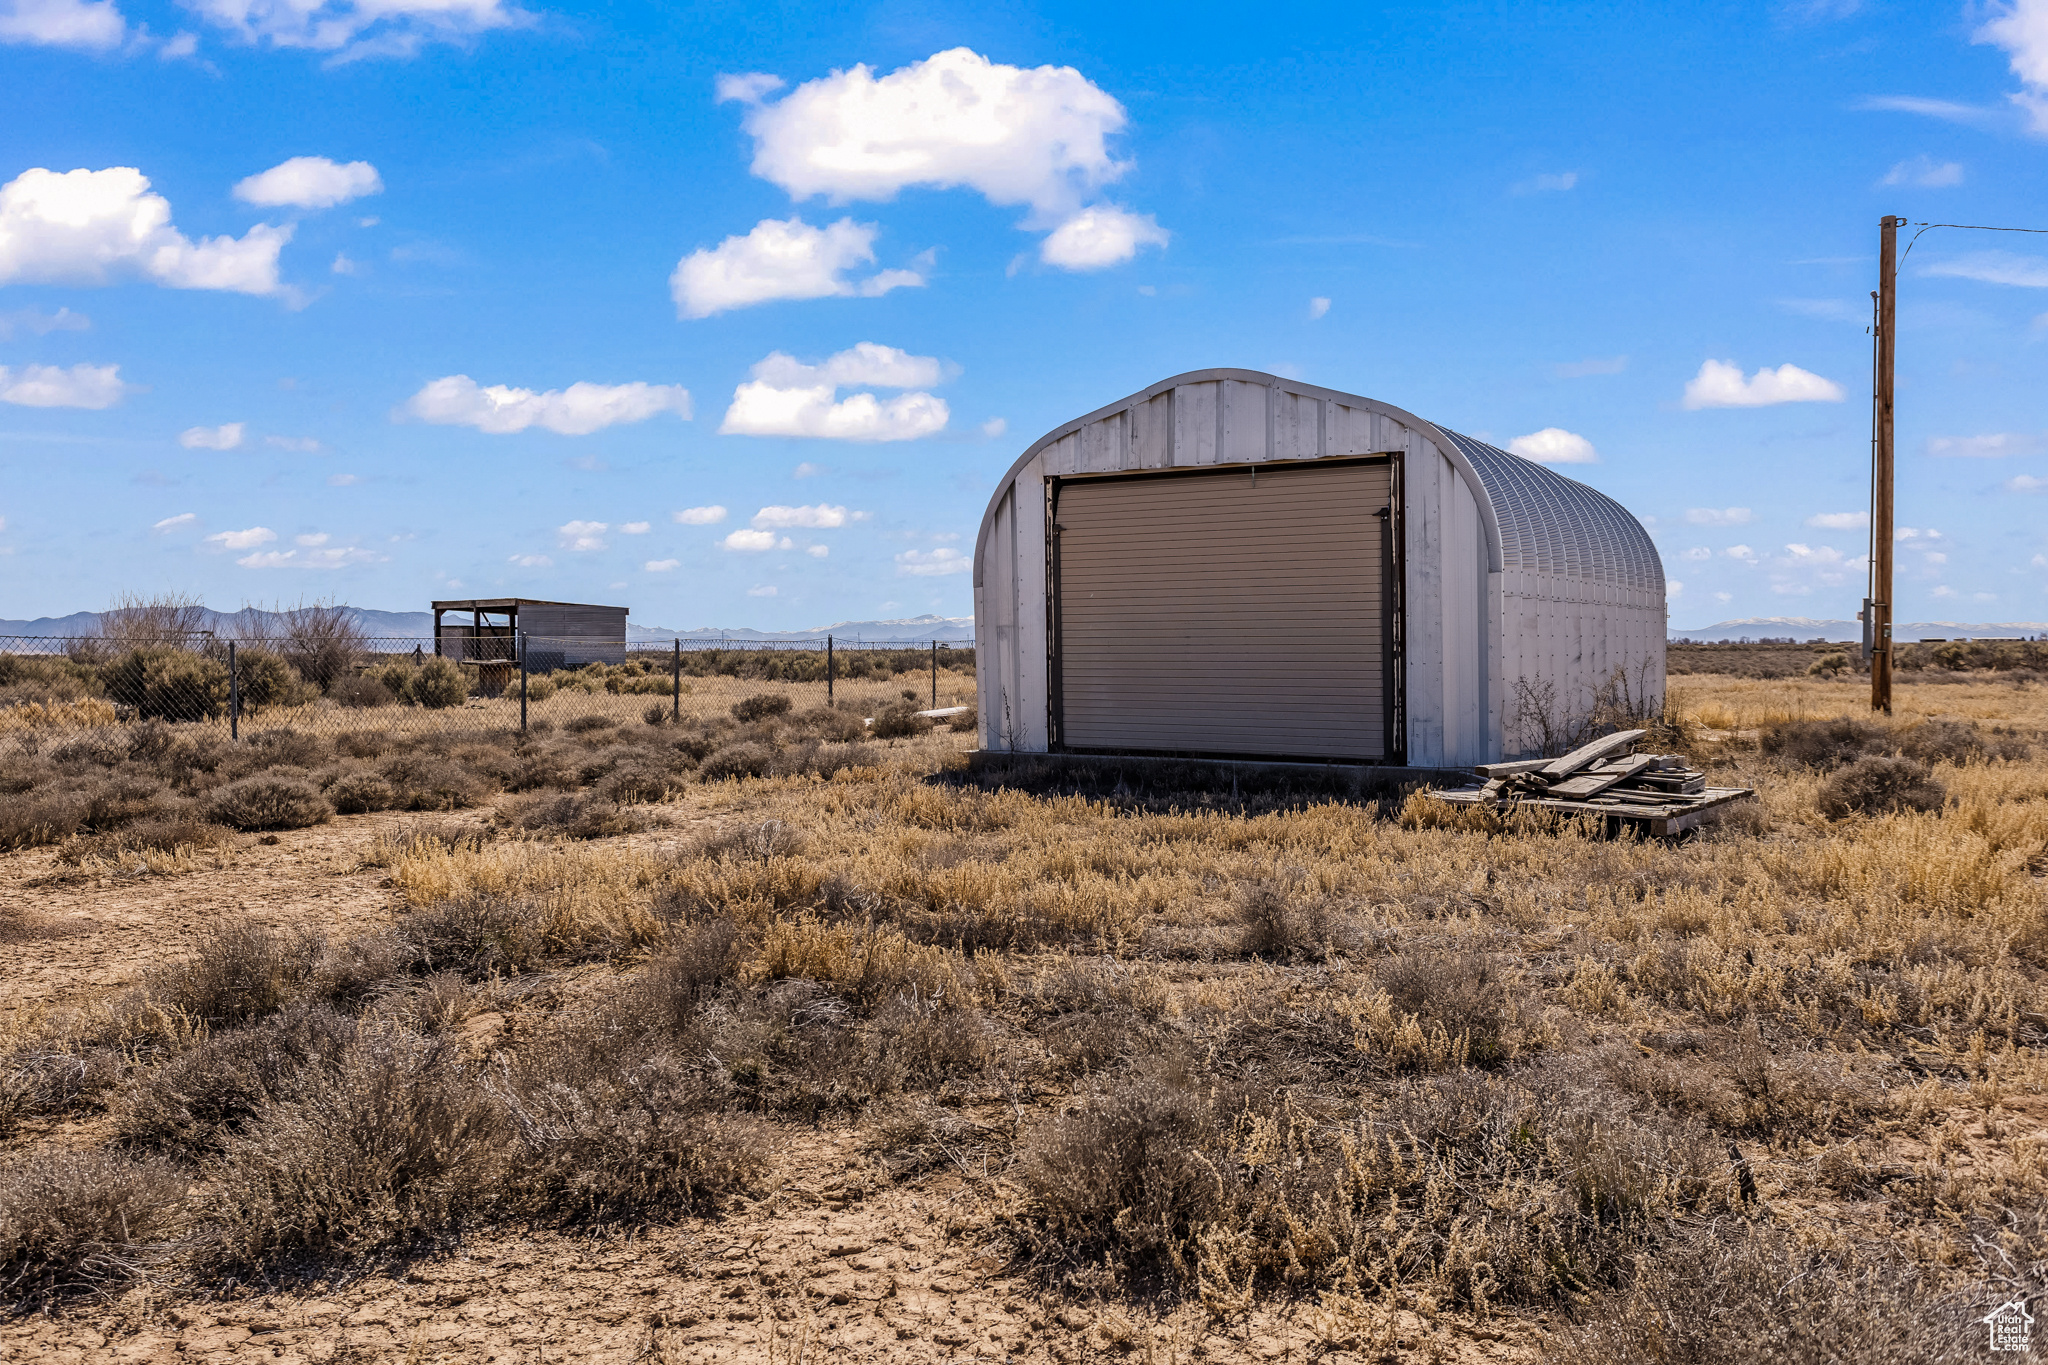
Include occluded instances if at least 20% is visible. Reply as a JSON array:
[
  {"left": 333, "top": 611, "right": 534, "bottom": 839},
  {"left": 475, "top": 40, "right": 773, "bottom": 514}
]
[{"left": 1045, "top": 453, "right": 1406, "bottom": 764}]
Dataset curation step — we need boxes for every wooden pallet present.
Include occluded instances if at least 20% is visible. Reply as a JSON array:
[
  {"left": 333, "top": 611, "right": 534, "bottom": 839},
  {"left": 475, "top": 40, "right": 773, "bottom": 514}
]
[{"left": 1433, "top": 785, "right": 1755, "bottom": 836}]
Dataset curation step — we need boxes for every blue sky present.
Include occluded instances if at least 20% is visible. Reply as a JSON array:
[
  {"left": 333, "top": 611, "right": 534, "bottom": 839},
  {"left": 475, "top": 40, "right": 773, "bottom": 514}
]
[{"left": 2, "top": 0, "right": 2045, "bottom": 631}]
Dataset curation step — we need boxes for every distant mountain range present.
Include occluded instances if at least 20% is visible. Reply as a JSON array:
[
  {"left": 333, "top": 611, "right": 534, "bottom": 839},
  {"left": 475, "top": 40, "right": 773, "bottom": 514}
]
[
  {"left": 0, "top": 608, "right": 976, "bottom": 644},
  {"left": 1671, "top": 616, "right": 2048, "bottom": 643}
]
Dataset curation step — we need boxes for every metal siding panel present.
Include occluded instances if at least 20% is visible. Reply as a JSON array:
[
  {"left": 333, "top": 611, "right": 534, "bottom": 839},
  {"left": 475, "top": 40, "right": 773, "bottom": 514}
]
[
  {"left": 1057, "top": 462, "right": 1389, "bottom": 759},
  {"left": 1401, "top": 440, "right": 1445, "bottom": 766},
  {"left": 1134, "top": 394, "right": 1171, "bottom": 469},
  {"left": 1442, "top": 472, "right": 1485, "bottom": 766},
  {"left": 1176, "top": 383, "right": 1219, "bottom": 465},
  {"left": 1221, "top": 379, "right": 1268, "bottom": 463},
  {"left": 1329, "top": 404, "right": 1373, "bottom": 457}
]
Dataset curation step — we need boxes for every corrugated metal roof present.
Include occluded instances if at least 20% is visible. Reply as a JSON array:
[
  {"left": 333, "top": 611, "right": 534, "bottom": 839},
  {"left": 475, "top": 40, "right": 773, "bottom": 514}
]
[{"left": 1434, "top": 428, "right": 1665, "bottom": 595}]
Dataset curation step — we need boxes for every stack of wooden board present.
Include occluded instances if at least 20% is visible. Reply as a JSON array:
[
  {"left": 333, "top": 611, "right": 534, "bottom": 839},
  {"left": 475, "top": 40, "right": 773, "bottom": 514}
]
[{"left": 1431, "top": 729, "right": 1754, "bottom": 836}]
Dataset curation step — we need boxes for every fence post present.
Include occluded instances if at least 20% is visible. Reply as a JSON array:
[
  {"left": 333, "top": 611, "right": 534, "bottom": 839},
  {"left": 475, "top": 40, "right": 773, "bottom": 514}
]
[
  {"left": 228, "top": 641, "right": 240, "bottom": 742},
  {"left": 827, "top": 635, "right": 834, "bottom": 707},
  {"left": 672, "top": 638, "right": 681, "bottom": 723},
  {"left": 931, "top": 640, "right": 938, "bottom": 709},
  {"left": 519, "top": 632, "right": 528, "bottom": 734}
]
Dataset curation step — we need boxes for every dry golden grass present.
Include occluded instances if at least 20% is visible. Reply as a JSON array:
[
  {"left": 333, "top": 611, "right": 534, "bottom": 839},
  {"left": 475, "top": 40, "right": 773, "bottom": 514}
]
[
  {"left": 0, "top": 699, "right": 119, "bottom": 734},
  {"left": 5, "top": 672, "right": 2044, "bottom": 1360}
]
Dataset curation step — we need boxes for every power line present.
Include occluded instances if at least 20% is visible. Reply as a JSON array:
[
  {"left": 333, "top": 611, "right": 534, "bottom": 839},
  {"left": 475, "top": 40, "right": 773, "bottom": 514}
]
[{"left": 1899, "top": 220, "right": 2048, "bottom": 266}]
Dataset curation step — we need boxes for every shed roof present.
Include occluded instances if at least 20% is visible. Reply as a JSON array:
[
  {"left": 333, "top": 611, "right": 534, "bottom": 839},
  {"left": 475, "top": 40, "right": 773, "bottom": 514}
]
[
  {"left": 430, "top": 598, "right": 627, "bottom": 612},
  {"left": 1432, "top": 428, "right": 1664, "bottom": 594},
  {"left": 978, "top": 370, "right": 1663, "bottom": 599}
]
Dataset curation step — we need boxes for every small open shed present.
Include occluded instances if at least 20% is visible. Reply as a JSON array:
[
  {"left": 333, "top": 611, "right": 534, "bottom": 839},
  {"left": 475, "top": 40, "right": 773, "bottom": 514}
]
[
  {"left": 432, "top": 598, "right": 629, "bottom": 678},
  {"left": 971, "top": 369, "right": 1667, "bottom": 769}
]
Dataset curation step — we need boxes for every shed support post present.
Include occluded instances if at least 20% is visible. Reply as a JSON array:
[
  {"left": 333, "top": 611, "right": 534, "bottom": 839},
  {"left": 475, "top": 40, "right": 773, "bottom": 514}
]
[
  {"left": 519, "top": 633, "right": 528, "bottom": 733},
  {"left": 672, "top": 639, "right": 680, "bottom": 723},
  {"left": 228, "top": 641, "right": 239, "bottom": 742}
]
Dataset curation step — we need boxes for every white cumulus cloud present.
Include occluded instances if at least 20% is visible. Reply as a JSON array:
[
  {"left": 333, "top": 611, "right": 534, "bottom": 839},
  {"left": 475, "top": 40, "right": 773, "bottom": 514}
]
[
  {"left": 206, "top": 526, "right": 276, "bottom": 551},
  {"left": 0, "top": 361, "right": 126, "bottom": 408},
  {"left": 1681, "top": 546, "right": 1712, "bottom": 561},
  {"left": 234, "top": 157, "right": 383, "bottom": 209},
  {"left": 2009, "top": 474, "right": 2048, "bottom": 493},
  {"left": 0, "top": 0, "right": 124, "bottom": 49},
  {"left": 1976, "top": 0, "right": 2048, "bottom": 135},
  {"left": 751, "top": 503, "right": 859, "bottom": 529},
  {"left": 751, "top": 342, "right": 947, "bottom": 390},
  {"left": 747, "top": 584, "right": 778, "bottom": 597},
  {"left": 1308, "top": 296, "right": 1330, "bottom": 320},
  {"left": 0, "top": 167, "right": 289, "bottom": 295},
  {"left": 620, "top": 521, "right": 650, "bottom": 534},
  {"left": 1687, "top": 507, "right": 1754, "bottom": 526},
  {"left": 740, "top": 47, "right": 1129, "bottom": 214},
  {"left": 265, "top": 435, "right": 322, "bottom": 452},
  {"left": 896, "top": 547, "right": 970, "bottom": 576},
  {"left": 152, "top": 512, "right": 196, "bottom": 531},
  {"left": 180, "top": 422, "right": 245, "bottom": 449},
  {"left": 722, "top": 385, "right": 948, "bottom": 442},
  {"left": 1806, "top": 511, "right": 1869, "bottom": 529},
  {"left": 184, "top": 0, "right": 531, "bottom": 59},
  {"left": 734, "top": 48, "right": 1163, "bottom": 270},
  {"left": 806, "top": 544, "right": 828, "bottom": 558},
  {"left": 1507, "top": 427, "right": 1598, "bottom": 464},
  {"left": 1682, "top": 359, "right": 1844, "bottom": 409},
  {"left": 644, "top": 558, "right": 680, "bottom": 572},
  {"left": 673, "top": 505, "right": 727, "bottom": 525},
  {"left": 403, "top": 375, "right": 690, "bottom": 435},
  {"left": 721, "top": 346, "right": 950, "bottom": 443},
  {"left": 507, "top": 553, "right": 552, "bottom": 567},
  {"left": 722, "top": 529, "right": 793, "bottom": 552},
  {"left": 557, "top": 520, "right": 607, "bottom": 551},
  {"left": 1039, "top": 206, "right": 1169, "bottom": 269},
  {"left": 670, "top": 217, "right": 922, "bottom": 319}
]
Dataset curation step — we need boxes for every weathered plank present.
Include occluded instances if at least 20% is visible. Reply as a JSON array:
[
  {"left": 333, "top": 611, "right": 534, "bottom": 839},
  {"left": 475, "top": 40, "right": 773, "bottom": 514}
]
[
  {"left": 1546, "top": 754, "right": 1655, "bottom": 799},
  {"left": 1472, "top": 758, "right": 1553, "bottom": 778},
  {"left": 1540, "top": 729, "right": 1647, "bottom": 780}
]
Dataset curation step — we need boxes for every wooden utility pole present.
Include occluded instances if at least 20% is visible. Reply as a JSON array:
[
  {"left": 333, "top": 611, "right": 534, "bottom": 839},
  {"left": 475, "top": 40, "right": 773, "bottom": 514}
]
[{"left": 1871, "top": 214, "right": 1900, "bottom": 716}]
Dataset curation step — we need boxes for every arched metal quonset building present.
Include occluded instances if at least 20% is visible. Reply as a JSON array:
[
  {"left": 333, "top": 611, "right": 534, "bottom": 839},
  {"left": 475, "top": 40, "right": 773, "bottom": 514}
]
[{"left": 971, "top": 369, "right": 1666, "bottom": 769}]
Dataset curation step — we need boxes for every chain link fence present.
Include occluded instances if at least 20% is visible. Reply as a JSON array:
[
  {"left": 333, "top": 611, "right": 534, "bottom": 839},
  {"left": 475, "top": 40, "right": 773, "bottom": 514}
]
[{"left": 0, "top": 634, "right": 978, "bottom": 747}]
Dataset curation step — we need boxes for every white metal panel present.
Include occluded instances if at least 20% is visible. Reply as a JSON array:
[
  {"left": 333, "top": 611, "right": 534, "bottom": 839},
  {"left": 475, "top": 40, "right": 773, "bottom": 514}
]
[
  {"left": 1329, "top": 403, "right": 1374, "bottom": 457},
  {"left": 1134, "top": 392, "right": 1172, "bottom": 468},
  {"left": 1276, "top": 391, "right": 1319, "bottom": 460},
  {"left": 1220, "top": 379, "right": 1269, "bottom": 463},
  {"left": 1175, "top": 382, "right": 1220, "bottom": 465},
  {"left": 1441, "top": 469, "right": 1486, "bottom": 766},
  {"left": 1403, "top": 438, "right": 1446, "bottom": 767}
]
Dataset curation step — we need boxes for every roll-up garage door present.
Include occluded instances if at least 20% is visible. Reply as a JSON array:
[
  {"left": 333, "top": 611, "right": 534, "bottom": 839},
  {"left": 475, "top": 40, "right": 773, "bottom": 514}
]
[{"left": 1054, "top": 459, "right": 1394, "bottom": 761}]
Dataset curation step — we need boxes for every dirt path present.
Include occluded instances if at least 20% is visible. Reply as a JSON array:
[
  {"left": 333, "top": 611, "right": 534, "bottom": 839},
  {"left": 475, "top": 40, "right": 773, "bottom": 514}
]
[
  {"left": 0, "top": 815, "right": 415, "bottom": 1027},
  {"left": 0, "top": 1124, "right": 1541, "bottom": 1364}
]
